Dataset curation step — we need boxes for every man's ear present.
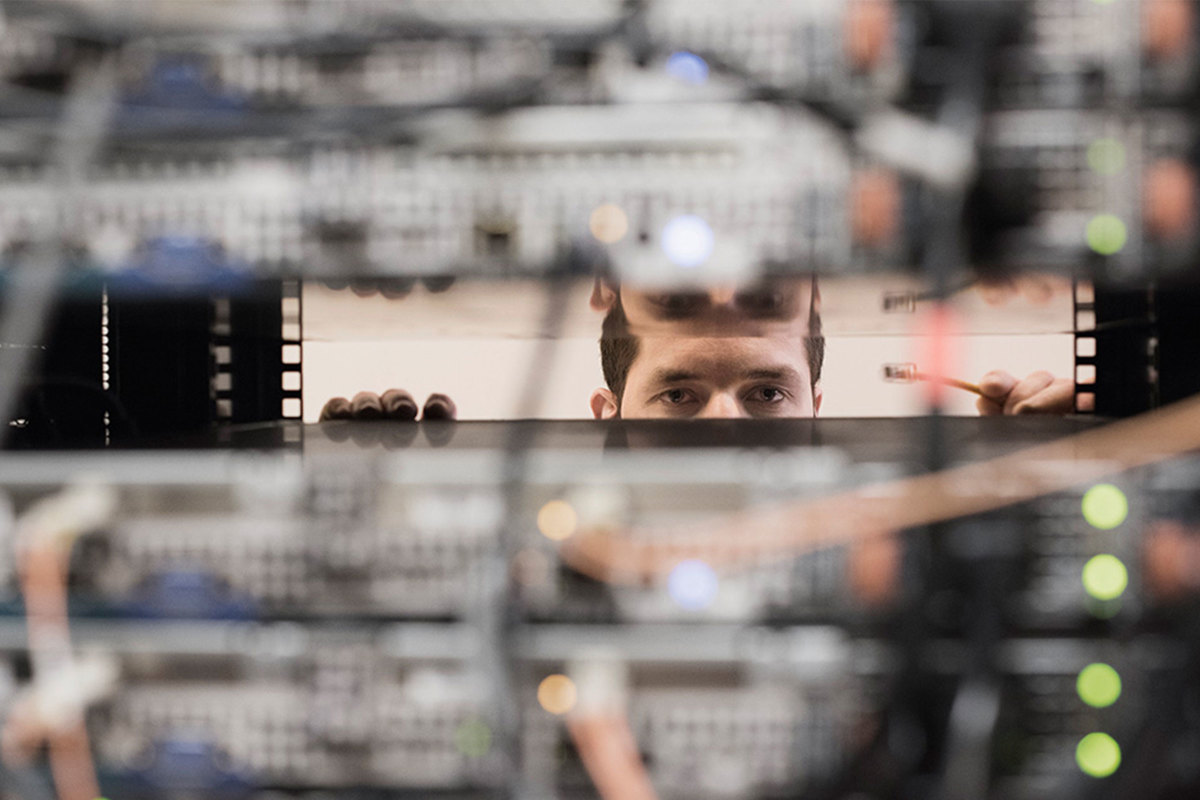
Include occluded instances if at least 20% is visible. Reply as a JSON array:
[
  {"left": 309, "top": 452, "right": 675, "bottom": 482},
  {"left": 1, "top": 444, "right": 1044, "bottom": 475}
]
[
  {"left": 812, "top": 385, "right": 823, "bottom": 417},
  {"left": 590, "top": 277, "right": 618, "bottom": 312},
  {"left": 590, "top": 388, "right": 620, "bottom": 419}
]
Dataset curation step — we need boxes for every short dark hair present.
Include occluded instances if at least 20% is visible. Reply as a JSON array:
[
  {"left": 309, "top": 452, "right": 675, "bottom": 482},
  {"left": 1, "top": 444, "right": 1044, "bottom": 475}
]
[{"left": 600, "top": 277, "right": 825, "bottom": 411}]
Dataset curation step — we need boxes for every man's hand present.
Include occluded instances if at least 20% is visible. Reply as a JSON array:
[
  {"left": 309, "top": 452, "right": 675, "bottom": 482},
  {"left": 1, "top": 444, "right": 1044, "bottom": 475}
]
[
  {"left": 319, "top": 276, "right": 457, "bottom": 298},
  {"left": 977, "top": 272, "right": 1072, "bottom": 307},
  {"left": 319, "top": 391, "right": 456, "bottom": 421},
  {"left": 976, "top": 370, "right": 1075, "bottom": 416}
]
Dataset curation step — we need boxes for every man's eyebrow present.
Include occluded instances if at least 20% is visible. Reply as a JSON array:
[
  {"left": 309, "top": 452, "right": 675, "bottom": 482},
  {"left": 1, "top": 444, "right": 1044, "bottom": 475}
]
[
  {"left": 743, "top": 366, "right": 804, "bottom": 382},
  {"left": 647, "top": 366, "right": 806, "bottom": 385},
  {"left": 648, "top": 369, "right": 701, "bottom": 385}
]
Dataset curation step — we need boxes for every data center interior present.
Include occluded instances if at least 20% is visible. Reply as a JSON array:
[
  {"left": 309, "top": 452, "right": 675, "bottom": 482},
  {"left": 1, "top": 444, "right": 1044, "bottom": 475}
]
[{"left": 2, "top": 1, "right": 1200, "bottom": 799}]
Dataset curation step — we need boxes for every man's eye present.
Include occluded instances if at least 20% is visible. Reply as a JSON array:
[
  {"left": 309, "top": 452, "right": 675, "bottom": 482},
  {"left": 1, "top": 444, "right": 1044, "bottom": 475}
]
[
  {"left": 736, "top": 287, "right": 793, "bottom": 317},
  {"left": 655, "top": 388, "right": 697, "bottom": 406},
  {"left": 747, "top": 386, "right": 788, "bottom": 404},
  {"left": 652, "top": 293, "right": 707, "bottom": 315},
  {"left": 736, "top": 290, "right": 782, "bottom": 310}
]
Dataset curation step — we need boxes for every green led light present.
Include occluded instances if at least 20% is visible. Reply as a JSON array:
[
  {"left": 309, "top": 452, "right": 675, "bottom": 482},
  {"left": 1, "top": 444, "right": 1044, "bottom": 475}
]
[
  {"left": 1087, "top": 139, "right": 1126, "bottom": 176},
  {"left": 1076, "top": 732, "right": 1121, "bottom": 777},
  {"left": 1082, "top": 554, "right": 1128, "bottom": 601},
  {"left": 1077, "top": 663, "right": 1122, "bottom": 708},
  {"left": 1082, "top": 483, "right": 1128, "bottom": 530},
  {"left": 455, "top": 719, "right": 492, "bottom": 757},
  {"left": 1087, "top": 215, "right": 1128, "bottom": 256}
]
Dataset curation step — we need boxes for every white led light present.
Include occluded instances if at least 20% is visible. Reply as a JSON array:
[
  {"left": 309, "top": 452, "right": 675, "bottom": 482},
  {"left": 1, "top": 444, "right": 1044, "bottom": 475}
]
[
  {"left": 668, "top": 560, "right": 719, "bottom": 610},
  {"left": 661, "top": 215, "right": 715, "bottom": 268},
  {"left": 665, "top": 51, "right": 709, "bottom": 85}
]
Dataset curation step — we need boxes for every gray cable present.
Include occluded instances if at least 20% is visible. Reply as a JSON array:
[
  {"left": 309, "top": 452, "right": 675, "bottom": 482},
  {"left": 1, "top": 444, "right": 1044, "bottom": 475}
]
[
  {"left": 0, "top": 57, "right": 117, "bottom": 442},
  {"left": 475, "top": 276, "right": 573, "bottom": 798}
]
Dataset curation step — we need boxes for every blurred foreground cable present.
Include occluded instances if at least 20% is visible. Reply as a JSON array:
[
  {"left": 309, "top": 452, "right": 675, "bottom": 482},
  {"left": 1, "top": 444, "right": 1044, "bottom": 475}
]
[
  {"left": 480, "top": 276, "right": 576, "bottom": 790},
  {"left": 566, "top": 655, "right": 658, "bottom": 800},
  {"left": 1, "top": 484, "right": 117, "bottom": 800},
  {"left": 0, "top": 58, "right": 116, "bottom": 441},
  {"left": 568, "top": 716, "right": 658, "bottom": 800},
  {"left": 561, "top": 392, "right": 1200, "bottom": 583}
]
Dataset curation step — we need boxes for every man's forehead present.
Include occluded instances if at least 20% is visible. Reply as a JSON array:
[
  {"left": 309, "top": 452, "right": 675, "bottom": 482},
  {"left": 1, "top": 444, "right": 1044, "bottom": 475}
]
[{"left": 630, "top": 336, "right": 813, "bottom": 382}]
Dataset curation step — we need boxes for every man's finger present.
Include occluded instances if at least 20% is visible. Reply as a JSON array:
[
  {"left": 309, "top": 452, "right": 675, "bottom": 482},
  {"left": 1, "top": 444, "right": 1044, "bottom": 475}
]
[
  {"left": 351, "top": 280, "right": 379, "bottom": 298},
  {"left": 1015, "top": 273, "right": 1069, "bottom": 306},
  {"left": 1012, "top": 378, "right": 1075, "bottom": 415},
  {"left": 978, "top": 279, "right": 1017, "bottom": 307},
  {"left": 422, "top": 275, "right": 457, "bottom": 294},
  {"left": 978, "top": 370, "right": 1018, "bottom": 401},
  {"left": 976, "top": 395, "right": 1005, "bottom": 417},
  {"left": 1004, "top": 371, "right": 1056, "bottom": 415},
  {"left": 380, "top": 389, "right": 419, "bottom": 421},
  {"left": 350, "top": 391, "right": 384, "bottom": 419},
  {"left": 378, "top": 278, "right": 416, "bottom": 300},
  {"left": 422, "top": 393, "right": 458, "bottom": 421},
  {"left": 320, "top": 396, "right": 352, "bottom": 421}
]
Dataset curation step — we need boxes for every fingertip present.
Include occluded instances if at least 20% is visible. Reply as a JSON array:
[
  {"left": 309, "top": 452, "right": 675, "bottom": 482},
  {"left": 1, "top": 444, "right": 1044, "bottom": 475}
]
[
  {"left": 978, "top": 281, "right": 1014, "bottom": 307},
  {"left": 422, "top": 276, "right": 457, "bottom": 294},
  {"left": 1017, "top": 274, "right": 1055, "bottom": 306},
  {"left": 1011, "top": 382, "right": 1074, "bottom": 416},
  {"left": 320, "top": 397, "right": 351, "bottom": 421},
  {"left": 378, "top": 277, "right": 417, "bottom": 300},
  {"left": 976, "top": 396, "right": 1003, "bottom": 416},
  {"left": 351, "top": 391, "right": 384, "bottom": 420},
  {"left": 381, "top": 389, "right": 419, "bottom": 421},
  {"left": 1003, "top": 372, "right": 1058, "bottom": 415},
  {"left": 978, "top": 370, "right": 1017, "bottom": 399},
  {"left": 422, "top": 393, "right": 458, "bottom": 421},
  {"left": 350, "top": 280, "right": 378, "bottom": 298}
]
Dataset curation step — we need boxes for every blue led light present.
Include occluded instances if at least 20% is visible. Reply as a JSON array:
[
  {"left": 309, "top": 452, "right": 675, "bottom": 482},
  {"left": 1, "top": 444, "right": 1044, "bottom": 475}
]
[
  {"left": 666, "top": 51, "right": 709, "bottom": 85},
  {"left": 668, "top": 560, "right": 719, "bottom": 610},
  {"left": 661, "top": 215, "right": 715, "bottom": 268}
]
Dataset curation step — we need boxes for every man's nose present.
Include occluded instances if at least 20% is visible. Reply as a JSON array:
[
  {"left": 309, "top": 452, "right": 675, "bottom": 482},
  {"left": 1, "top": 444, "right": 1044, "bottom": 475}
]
[
  {"left": 697, "top": 392, "right": 746, "bottom": 419},
  {"left": 707, "top": 287, "right": 737, "bottom": 307}
]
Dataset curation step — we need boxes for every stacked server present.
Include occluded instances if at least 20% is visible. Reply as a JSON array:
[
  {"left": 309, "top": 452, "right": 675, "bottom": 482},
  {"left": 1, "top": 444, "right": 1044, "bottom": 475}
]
[{"left": 0, "top": 2, "right": 1198, "bottom": 800}]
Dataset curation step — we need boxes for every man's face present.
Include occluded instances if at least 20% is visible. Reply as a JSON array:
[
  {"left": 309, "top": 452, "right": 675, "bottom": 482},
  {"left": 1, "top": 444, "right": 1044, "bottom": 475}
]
[{"left": 594, "top": 335, "right": 821, "bottom": 419}]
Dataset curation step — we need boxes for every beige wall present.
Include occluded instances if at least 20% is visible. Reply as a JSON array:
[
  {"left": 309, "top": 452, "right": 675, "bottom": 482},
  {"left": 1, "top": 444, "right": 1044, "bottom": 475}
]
[
  {"left": 302, "top": 276, "right": 1076, "bottom": 420},
  {"left": 302, "top": 333, "right": 1073, "bottom": 421}
]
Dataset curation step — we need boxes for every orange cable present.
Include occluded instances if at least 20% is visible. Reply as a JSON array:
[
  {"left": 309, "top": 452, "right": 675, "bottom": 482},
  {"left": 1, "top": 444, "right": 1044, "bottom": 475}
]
[
  {"left": 10, "top": 528, "right": 100, "bottom": 800},
  {"left": 567, "top": 715, "right": 659, "bottom": 800},
  {"left": 560, "top": 393, "right": 1200, "bottom": 583},
  {"left": 913, "top": 372, "right": 983, "bottom": 396}
]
